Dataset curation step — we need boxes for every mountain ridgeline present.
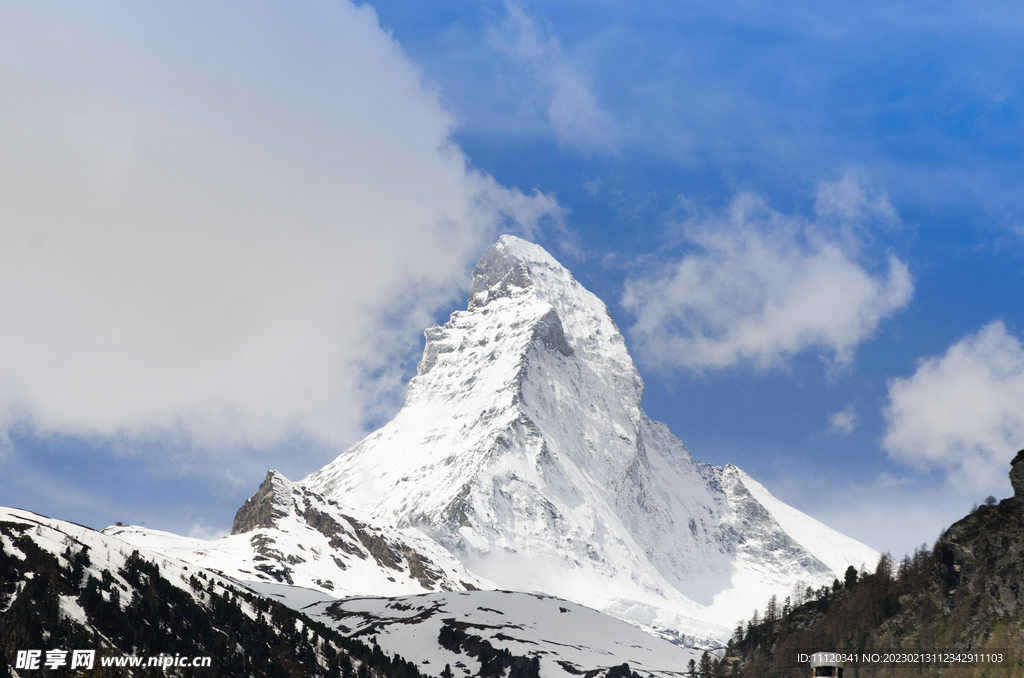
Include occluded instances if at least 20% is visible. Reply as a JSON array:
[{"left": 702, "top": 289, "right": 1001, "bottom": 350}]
[{"left": 0, "top": 509, "right": 429, "bottom": 678}]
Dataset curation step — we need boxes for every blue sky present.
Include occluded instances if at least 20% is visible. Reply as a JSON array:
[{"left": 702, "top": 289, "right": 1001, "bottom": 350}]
[{"left": 1, "top": 0, "right": 1022, "bottom": 557}]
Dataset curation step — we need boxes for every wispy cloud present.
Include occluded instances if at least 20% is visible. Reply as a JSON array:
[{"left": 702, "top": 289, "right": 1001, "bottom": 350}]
[
  {"left": 188, "top": 523, "right": 230, "bottom": 540},
  {"left": 0, "top": 2, "right": 560, "bottom": 461},
  {"left": 884, "top": 320, "right": 1024, "bottom": 494},
  {"left": 490, "top": 3, "right": 618, "bottom": 154},
  {"left": 828, "top": 404, "right": 857, "bottom": 435},
  {"left": 622, "top": 175, "right": 913, "bottom": 372}
]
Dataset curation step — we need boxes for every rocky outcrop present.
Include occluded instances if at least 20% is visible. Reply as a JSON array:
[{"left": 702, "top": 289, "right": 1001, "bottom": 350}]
[
  {"left": 934, "top": 449, "right": 1024, "bottom": 615},
  {"left": 1010, "top": 448, "right": 1024, "bottom": 515},
  {"left": 232, "top": 471, "right": 288, "bottom": 534}
]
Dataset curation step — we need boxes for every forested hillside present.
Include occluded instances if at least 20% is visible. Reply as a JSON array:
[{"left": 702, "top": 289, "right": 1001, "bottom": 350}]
[
  {"left": 720, "top": 451, "right": 1024, "bottom": 678},
  {"left": 0, "top": 513, "right": 428, "bottom": 677}
]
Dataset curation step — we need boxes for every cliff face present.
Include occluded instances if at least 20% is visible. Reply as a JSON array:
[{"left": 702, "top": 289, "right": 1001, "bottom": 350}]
[
  {"left": 934, "top": 449, "right": 1024, "bottom": 616},
  {"left": 232, "top": 470, "right": 288, "bottom": 534}
]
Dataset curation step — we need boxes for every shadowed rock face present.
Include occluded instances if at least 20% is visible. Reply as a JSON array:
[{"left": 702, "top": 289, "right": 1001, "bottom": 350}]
[
  {"left": 228, "top": 470, "right": 457, "bottom": 592},
  {"left": 934, "top": 449, "right": 1024, "bottom": 616},
  {"left": 1010, "top": 449, "right": 1024, "bottom": 514},
  {"left": 467, "top": 245, "right": 534, "bottom": 308},
  {"left": 232, "top": 471, "right": 286, "bottom": 534}
]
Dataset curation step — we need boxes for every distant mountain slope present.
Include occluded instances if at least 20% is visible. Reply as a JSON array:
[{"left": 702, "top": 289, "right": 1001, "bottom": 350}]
[
  {"left": 105, "top": 470, "right": 488, "bottom": 599},
  {"left": 305, "top": 590, "right": 699, "bottom": 677}
]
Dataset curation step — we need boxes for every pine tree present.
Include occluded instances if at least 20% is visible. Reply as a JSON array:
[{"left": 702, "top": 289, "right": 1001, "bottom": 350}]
[{"left": 698, "top": 651, "right": 713, "bottom": 678}]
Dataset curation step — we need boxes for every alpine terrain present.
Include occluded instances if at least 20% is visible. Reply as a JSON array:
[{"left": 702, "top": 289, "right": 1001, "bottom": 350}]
[
  {"left": 298, "top": 235, "right": 878, "bottom": 640},
  {"left": 109, "top": 235, "right": 878, "bottom": 650}
]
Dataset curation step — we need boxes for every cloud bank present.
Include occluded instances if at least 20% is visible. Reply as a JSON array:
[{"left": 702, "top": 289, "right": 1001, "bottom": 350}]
[
  {"left": 0, "top": 1, "right": 559, "bottom": 454},
  {"left": 622, "top": 177, "right": 913, "bottom": 371},
  {"left": 884, "top": 321, "right": 1024, "bottom": 494}
]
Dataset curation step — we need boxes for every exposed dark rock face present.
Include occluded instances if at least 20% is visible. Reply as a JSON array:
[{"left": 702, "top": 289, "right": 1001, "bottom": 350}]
[
  {"left": 532, "top": 308, "right": 574, "bottom": 357},
  {"left": 934, "top": 448, "right": 1024, "bottom": 616},
  {"left": 401, "top": 547, "right": 441, "bottom": 590},
  {"left": 232, "top": 471, "right": 287, "bottom": 534},
  {"left": 297, "top": 487, "right": 446, "bottom": 590},
  {"left": 1010, "top": 448, "right": 1024, "bottom": 514}
]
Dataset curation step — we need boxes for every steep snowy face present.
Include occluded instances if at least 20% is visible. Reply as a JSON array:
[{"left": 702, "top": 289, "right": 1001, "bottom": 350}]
[
  {"left": 304, "top": 236, "right": 652, "bottom": 540},
  {"left": 303, "top": 237, "right": 703, "bottom": 576},
  {"left": 302, "top": 235, "right": 878, "bottom": 639}
]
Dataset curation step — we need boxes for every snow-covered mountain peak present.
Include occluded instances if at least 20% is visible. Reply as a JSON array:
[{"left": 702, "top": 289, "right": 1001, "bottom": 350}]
[
  {"left": 297, "top": 236, "right": 879, "bottom": 643},
  {"left": 416, "top": 234, "right": 641, "bottom": 406},
  {"left": 466, "top": 234, "right": 545, "bottom": 309}
]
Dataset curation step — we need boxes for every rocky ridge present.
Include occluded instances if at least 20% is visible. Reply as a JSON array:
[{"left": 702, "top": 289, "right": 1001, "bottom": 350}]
[{"left": 106, "top": 470, "right": 487, "bottom": 599}]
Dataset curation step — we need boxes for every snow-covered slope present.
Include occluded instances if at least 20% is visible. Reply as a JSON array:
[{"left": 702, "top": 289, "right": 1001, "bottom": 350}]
[
  {"left": 296, "top": 235, "right": 879, "bottom": 642},
  {"left": 1, "top": 507, "right": 211, "bottom": 621},
  {"left": 105, "top": 470, "right": 489, "bottom": 599},
  {"left": 0, "top": 506, "right": 468, "bottom": 676},
  {"left": 306, "top": 590, "right": 699, "bottom": 677}
]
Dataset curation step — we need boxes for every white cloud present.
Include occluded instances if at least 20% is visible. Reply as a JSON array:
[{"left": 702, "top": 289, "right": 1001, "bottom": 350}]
[
  {"left": 622, "top": 179, "right": 913, "bottom": 371},
  {"left": 828, "top": 404, "right": 857, "bottom": 435},
  {"left": 766, "top": 469, "right": 981, "bottom": 558},
  {"left": 491, "top": 3, "right": 618, "bottom": 153},
  {"left": 0, "top": 2, "right": 559, "bottom": 457},
  {"left": 805, "top": 477, "right": 971, "bottom": 557},
  {"left": 883, "top": 321, "right": 1024, "bottom": 494}
]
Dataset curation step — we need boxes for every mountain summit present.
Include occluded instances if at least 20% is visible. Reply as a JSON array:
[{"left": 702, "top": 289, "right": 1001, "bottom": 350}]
[
  {"left": 301, "top": 235, "right": 878, "bottom": 641},
  {"left": 102, "top": 236, "right": 876, "bottom": 648}
]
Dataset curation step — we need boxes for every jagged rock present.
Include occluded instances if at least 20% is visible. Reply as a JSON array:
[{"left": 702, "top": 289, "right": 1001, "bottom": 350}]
[
  {"left": 935, "top": 451, "right": 1024, "bottom": 616},
  {"left": 1010, "top": 448, "right": 1024, "bottom": 516},
  {"left": 107, "top": 469, "right": 485, "bottom": 600},
  {"left": 232, "top": 471, "right": 287, "bottom": 534}
]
